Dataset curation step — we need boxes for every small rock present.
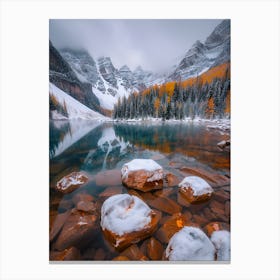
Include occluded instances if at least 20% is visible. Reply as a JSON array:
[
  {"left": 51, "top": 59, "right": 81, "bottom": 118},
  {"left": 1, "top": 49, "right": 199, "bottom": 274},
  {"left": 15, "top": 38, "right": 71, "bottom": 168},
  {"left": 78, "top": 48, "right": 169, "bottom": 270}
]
[
  {"left": 121, "top": 244, "right": 148, "bottom": 261},
  {"left": 55, "top": 172, "right": 88, "bottom": 194},
  {"left": 72, "top": 192, "right": 94, "bottom": 205},
  {"left": 112, "top": 255, "right": 130, "bottom": 261},
  {"left": 146, "top": 237, "right": 164, "bottom": 260},
  {"left": 217, "top": 140, "right": 230, "bottom": 149},
  {"left": 179, "top": 176, "right": 213, "bottom": 204},
  {"left": 98, "top": 186, "right": 123, "bottom": 197},
  {"left": 50, "top": 247, "right": 81, "bottom": 261},
  {"left": 204, "top": 221, "right": 229, "bottom": 237},
  {"left": 95, "top": 169, "right": 122, "bottom": 187},
  {"left": 156, "top": 213, "right": 187, "bottom": 244},
  {"left": 165, "top": 173, "right": 181, "bottom": 187},
  {"left": 147, "top": 196, "right": 182, "bottom": 215},
  {"left": 50, "top": 210, "right": 71, "bottom": 242},
  {"left": 54, "top": 211, "right": 99, "bottom": 251},
  {"left": 76, "top": 200, "right": 96, "bottom": 213},
  {"left": 192, "top": 214, "right": 209, "bottom": 227},
  {"left": 121, "top": 159, "right": 164, "bottom": 192}
]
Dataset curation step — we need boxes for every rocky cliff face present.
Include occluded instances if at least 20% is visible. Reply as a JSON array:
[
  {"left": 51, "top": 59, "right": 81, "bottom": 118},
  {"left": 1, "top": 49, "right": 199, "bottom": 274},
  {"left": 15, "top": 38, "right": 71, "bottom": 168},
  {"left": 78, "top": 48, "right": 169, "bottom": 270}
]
[
  {"left": 49, "top": 41, "right": 101, "bottom": 113},
  {"left": 168, "top": 19, "right": 230, "bottom": 81}
]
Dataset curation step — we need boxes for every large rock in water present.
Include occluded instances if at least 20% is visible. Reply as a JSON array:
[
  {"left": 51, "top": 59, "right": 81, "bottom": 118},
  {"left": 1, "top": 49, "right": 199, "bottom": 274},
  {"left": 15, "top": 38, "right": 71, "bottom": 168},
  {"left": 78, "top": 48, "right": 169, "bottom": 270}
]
[
  {"left": 121, "top": 159, "right": 164, "bottom": 192},
  {"left": 164, "top": 226, "right": 215, "bottom": 261},
  {"left": 179, "top": 176, "right": 213, "bottom": 203},
  {"left": 55, "top": 172, "right": 88, "bottom": 194},
  {"left": 101, "top": 194, "right": 160, "bottom": 250}
]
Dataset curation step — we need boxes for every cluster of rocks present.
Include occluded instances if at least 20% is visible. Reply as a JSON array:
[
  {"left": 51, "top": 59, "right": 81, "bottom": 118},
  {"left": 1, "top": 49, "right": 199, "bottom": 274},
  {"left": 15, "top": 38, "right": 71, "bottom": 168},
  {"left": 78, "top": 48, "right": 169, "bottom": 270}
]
[{"left": 50, "top": 158, "right": 230, "bottom": 261}]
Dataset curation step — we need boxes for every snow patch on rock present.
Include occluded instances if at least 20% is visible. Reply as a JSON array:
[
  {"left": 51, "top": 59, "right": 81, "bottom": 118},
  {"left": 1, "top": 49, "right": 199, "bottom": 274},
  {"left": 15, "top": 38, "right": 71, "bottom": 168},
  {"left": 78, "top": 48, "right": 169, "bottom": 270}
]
[
  {"left": 121, "top": 159, "right": 163, "bottom": 180},
  {"left": 179, "top": 176, "right": 213, "bottom": 196},
  {"left": 101, "top": 194, "right": 152, "bottom": 236},
  {"left": 165, "top": 226, "right": 215, "bottom": 261},
  {"left": 211, "top": 230, "right": 231, "bottom": 261}
]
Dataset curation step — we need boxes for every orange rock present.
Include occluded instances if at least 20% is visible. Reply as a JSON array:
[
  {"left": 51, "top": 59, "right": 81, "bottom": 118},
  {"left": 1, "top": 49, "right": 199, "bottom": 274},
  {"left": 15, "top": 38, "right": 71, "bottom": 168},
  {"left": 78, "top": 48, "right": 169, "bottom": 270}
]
[
  {"left": 76, "top": 200, "right": 97, "bottom": 213},
  {"left": 147, "top": 196, "right": 182, "bottom": 215},
  {"left": 192, "top": 214, "right": 209, "bottom": 227},
  {"left": 146, "top": 237, "right": 164, "bottom": 260},
  {"left": 204, "top": 222, "right": 229, "bottom": 237},
  {"left": 55, "top": 172, "right": 88, "bottom": 194},
  {"left": 155, "top": 213, "right": 187, "bottom": 243},
  {"left": 50, "top": 247, "right": 81, "bottom": 261},
  {"left": 72, "top": 192, "right": 94, "bottom": 205},
  {"left": 214, "top": 190, "right": 230, "bottom": 203},
  {"left": 153, "top": 188, "right": 175, "bottom": 198},
  {"left": 98, "top": 186, "right": 123, "bottom": 197},
  {"left": 50, "top": 210, "right": 71, "bottom": 242},
  {"left": 165, "top": 173, "right": 181, "bottom": 187},
  {"left": 179, "top": 186, "right": 212, "bottom": 204},
  {"left": 102, "top": 210, "right": 160, "bottom": 251},
  {"left": 112, "top": 255, "right": 130, "bottom": 261},
  {"left": 121, "top": 159, "right": 164, "bottom": 192},
  {"left": 121, "top": 244, "right": 148, "bottom": 261},
  {"left": 95, "top": 169, "right": 122, "bottom": 187},
  {"left": 54, "top": 211, "right": 99, "bottom": 251}
]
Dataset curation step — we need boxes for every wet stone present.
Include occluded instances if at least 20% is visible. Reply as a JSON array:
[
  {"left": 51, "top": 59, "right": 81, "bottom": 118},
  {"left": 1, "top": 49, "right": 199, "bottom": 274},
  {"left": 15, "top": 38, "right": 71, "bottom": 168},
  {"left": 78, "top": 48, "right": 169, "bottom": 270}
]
[
  {"left": 94, "top": 248, "right": 106, "bottom": 260},
  {"left": 50, "top": 210, "right": 71, "bottom": 242},
  {"left": 121, "top": 244, "right": 148, "bottom": 261},
  {"left": 165, "top": 173, "right": 181, "bottom": 187},
  {"left": 72, "top": 192, "right": 95, "bottom": 205},
  {"left": 204, "top": 222, "right": 230, "bottom": 237},
  {"left": 98, "top": 186, "right": 123, "bottom": 197},
  {"left": 225, "top": 201, "right": 230, "bottom": 216},
  {"left": 155, "top": 213, "right": 187, "bottom": 244},
  {"left": 146, "top": 237, "right": 164, "bottom": 260},
  {"left": 76, "top": 200, "right": 97, "bottom": 213},
  {"left": 112, "top": 255, "right": 130, "bottom": 261},
  {"left": 95, "top": 169, "right": 122, "bottom": 187},
  {"left": 50, "top": 247, "right": 81, "bottom": 261},
  {"left": 54, "top": 210, "right": 99, "bottom": 251}
]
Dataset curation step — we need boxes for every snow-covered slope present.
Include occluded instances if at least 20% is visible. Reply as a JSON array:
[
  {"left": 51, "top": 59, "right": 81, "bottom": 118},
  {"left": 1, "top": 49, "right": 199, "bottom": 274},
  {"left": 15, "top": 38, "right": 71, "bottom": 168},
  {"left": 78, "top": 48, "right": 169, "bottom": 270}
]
[{"left": 49, "top": 83, "right": 107, "bottom": 120}]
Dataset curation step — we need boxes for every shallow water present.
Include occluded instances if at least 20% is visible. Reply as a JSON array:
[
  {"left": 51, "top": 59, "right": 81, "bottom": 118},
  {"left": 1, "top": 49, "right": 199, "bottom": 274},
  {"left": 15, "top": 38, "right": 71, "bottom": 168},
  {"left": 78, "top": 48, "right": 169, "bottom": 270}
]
[{"left": 49, "top": 120, "right": 230, "bottom": 261}]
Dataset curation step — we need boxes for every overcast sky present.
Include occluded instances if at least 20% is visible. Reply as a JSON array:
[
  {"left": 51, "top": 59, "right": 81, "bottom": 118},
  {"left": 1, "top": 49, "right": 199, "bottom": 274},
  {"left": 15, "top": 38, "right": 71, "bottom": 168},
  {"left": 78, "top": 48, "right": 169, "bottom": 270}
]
[{"left": 49, "top": 19, "right": 223, "bottom": 72}]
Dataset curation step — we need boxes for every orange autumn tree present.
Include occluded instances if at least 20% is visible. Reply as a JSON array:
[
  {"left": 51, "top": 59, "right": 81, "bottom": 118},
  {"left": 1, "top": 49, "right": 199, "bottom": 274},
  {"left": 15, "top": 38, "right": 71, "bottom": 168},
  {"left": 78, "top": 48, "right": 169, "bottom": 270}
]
[
  {"left": 206, "top": 96, "right": 215, "bottom": 118},
  {"left": 224, "top": 90, "right": 230, "bottom": 117},
  {"left": 154, "top": 97, "right": 160, "bottom": 118}
]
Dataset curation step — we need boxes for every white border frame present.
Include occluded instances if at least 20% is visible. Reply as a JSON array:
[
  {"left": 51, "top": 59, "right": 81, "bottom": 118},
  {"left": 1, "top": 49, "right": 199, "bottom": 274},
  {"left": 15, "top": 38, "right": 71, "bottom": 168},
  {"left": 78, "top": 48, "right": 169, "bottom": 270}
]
[{"left": 1, "top": 0, "right": 279, "bottom": 279}]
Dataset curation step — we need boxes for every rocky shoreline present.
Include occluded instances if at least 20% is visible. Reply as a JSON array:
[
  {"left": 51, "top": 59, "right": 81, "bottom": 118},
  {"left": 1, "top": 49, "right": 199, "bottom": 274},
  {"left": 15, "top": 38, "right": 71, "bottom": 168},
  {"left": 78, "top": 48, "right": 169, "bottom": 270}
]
[{"left": 50, "top": 156, "right": 230, "bottom": 261}]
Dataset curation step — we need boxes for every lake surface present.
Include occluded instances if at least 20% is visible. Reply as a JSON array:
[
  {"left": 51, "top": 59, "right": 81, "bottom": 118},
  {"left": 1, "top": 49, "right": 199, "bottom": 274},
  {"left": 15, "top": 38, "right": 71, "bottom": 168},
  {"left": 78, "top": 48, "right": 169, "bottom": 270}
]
[{"left": 49, "top": 120, "right": 230, "bottom": 261}]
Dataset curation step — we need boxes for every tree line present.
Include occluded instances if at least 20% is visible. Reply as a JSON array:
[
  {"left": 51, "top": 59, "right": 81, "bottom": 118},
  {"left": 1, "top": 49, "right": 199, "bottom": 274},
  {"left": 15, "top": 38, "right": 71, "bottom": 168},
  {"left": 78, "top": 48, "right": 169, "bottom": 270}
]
[{"left": 113, "top": 70, "right": 230, "bottom": 120}]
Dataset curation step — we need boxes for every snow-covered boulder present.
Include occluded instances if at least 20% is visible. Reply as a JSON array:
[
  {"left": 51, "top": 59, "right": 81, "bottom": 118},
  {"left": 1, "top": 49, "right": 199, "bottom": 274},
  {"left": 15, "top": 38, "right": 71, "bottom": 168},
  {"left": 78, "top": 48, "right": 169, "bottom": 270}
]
[
  {"left": 121, "top": 159, "right": 164, "bottom": 192},
  {"left": 211, "top": 230, "right": 230, "bottom": 261},
  {"left": 164, "top": 226, "right": 215, "bottom": 261},
  {"left": 55, "top": 172, "right": 88, "bottom": 194},
  {"left": 101, "top": 194, "right": 160, "bottom": 250},
  {"left": 179, "top": 176, "right": 213, "bottom": 203}
]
